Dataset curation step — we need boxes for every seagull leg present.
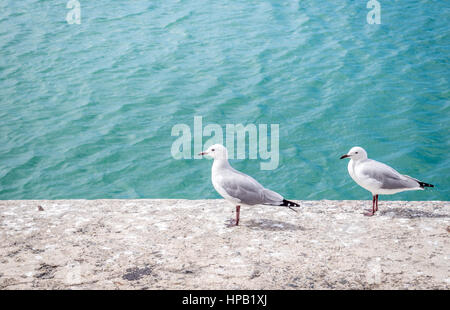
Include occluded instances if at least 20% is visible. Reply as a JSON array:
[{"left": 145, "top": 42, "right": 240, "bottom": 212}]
[
  {"left": 375, "top": 195, "right": 379, "bottom": 212},
  {"left": 364, "top": 196, "right": 376, "bottom": 216},
  {"left": 226, "top": 205, "right": 241, "bottom": 227}
]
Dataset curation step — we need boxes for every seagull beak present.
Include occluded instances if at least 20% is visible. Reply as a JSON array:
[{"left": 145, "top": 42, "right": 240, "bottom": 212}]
[
  {"left": 340, "top": 154, "right": 350, "bottom": 159},
  {"left": 198, "top": 152, "right": 207, "bottom": 156}
]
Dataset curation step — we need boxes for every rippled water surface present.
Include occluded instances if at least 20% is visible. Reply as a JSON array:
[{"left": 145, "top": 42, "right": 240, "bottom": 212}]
[{"left": 0, "top": 1, "right": 448, "bottom": 200}]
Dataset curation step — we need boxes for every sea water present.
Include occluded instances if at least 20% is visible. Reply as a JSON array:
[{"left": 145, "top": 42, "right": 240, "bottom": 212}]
[{"left": 0, "top": 1, "right": 448, "bottom": 200}]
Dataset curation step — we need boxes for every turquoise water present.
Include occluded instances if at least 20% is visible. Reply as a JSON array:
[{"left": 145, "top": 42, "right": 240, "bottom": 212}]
[{"left": 0, "top": 1, "right": 448, "bottom": 201}]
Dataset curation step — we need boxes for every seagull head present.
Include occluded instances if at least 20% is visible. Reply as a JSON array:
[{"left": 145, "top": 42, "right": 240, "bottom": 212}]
[
  {"left": 198, "top": 144, "right": 228, "bottom": 160},
  {"left": 340, "top": 146, "right": 367, "bottom": 161}
]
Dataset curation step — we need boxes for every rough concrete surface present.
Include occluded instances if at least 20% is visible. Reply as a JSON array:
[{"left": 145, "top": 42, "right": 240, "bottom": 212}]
[{"left": 0, "top": 199, "right": 449, "bottom": 290}]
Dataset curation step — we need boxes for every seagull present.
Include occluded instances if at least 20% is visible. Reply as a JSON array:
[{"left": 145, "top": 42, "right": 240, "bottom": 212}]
[
  {"left": 340, "top": 146, "right": 434, "bottom": 216},
  {"left": 199, "top": 144, "right": 299, "bottom": 226}
]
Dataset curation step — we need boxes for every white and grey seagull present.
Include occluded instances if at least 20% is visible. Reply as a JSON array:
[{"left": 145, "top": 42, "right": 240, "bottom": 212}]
[
  {"left": 340, "top": 146, "right": 434, "bottom": 216},
  {"left": 199, "top": 144, "right": 299, "bottom": 226}
]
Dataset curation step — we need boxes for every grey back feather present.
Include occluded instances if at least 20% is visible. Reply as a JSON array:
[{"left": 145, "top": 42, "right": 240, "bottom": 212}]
[
  {"left": 361, "top": 160, "right": 420, "bottom": 189},
  {"left": 216, "top": 166, "right": 283, "bottom": 206}
]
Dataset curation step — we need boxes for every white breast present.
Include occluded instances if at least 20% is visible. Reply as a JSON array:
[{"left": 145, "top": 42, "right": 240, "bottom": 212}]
[
  {"left": 348, "top": 159, "right": 380, "bottom": 194},
  {"left": 211, "top": 165, "right": 241, "bottom": 205}
]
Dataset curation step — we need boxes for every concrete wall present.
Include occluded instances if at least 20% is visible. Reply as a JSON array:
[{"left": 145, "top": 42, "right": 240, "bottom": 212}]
[{"left": 0, "top": 199, "right": 448, "bottom": 289}]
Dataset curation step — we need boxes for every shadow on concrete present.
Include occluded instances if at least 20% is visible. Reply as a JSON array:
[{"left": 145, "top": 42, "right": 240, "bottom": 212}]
[
  {"left": 380, "top": 208, "right": 449, "bottom": 219},
  {"left": 244, "top": 219, "right": 306, "bottom": 231},
  {"left": 122, "top": 266, "right": 153, "bottom": 281}
]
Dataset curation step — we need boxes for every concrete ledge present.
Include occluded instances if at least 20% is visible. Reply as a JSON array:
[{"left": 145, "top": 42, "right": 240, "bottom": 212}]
[{"left": 0, "top": 199, "right": 449, "bottom": 289}]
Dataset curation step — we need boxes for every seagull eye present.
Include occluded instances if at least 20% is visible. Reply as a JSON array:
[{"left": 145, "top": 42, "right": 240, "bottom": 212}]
[
  {"left": 211, "top": 149, "right": 215, "bottom": 151},
  {"left": 355, "top": 152, "right": 358, "bottom": 154}
]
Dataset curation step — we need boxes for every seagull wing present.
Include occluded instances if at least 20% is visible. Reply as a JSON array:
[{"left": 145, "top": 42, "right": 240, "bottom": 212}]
[
  {"left": 215, "top": 168, "right": 283, "bottom": 206},
  {"left": 359, "top": 160, "right": 420, "bottom": 190}
]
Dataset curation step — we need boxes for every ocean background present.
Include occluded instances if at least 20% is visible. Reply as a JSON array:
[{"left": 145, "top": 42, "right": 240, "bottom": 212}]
[{"left": 0, "top": 1, "right": 448, "bottom": 201}]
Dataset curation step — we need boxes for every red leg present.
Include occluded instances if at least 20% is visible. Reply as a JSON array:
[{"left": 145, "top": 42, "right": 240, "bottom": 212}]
[
  {"left": 364, "top": 196, "right": 375, "bottom": 216},
  {"left": 235, "top": 205, "right": 240, "bottom": 226},
  {"left": 375, "top": 195, "right": 379, "bottom": 212}
]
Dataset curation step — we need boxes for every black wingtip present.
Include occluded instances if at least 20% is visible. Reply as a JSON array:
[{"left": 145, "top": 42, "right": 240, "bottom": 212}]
[
  {"left": 418, "top": 181, "right": 434, "bottom": 188},
  {"left": 280, "top": 199, "right": 300, "bottom": 208}
]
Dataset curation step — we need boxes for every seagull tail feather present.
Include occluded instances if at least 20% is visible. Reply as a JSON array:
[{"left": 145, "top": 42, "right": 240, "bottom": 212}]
[
  {"left": 418, "top": 181, "right": 434, "bottom": 189},
  {"left": 280, "top": 199, "right": 300, "bottom": 212}
]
